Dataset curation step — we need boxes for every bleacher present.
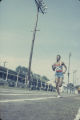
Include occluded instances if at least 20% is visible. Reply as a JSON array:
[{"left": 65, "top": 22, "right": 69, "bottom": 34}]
[{"left": 0, "top": 66, "right": 56, "bottom": 92}]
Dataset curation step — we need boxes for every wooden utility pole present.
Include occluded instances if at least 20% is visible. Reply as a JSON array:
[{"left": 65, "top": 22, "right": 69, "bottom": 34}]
[
  {"left": 28, "top": 0, "right": 47, "bottom": 82},
  {"left": 67, "top": 52, "right": 71, "bottom": 93}
]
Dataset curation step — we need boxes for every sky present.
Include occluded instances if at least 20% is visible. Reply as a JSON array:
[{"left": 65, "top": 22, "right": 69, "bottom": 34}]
[{"left": 0, "top": 0, "right": 80, "bottom": 85}]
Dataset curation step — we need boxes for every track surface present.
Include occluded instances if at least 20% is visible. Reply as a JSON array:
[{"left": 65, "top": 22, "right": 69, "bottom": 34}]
[{"left": 0, "top": 87, "right": 80, "bottom": 120}]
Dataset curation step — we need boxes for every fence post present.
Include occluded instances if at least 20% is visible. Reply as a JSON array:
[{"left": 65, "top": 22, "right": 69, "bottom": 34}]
[
  {"left": 6, "top": 69, "right": 8, "bottom": 81},
  {"left": 40, "top": 81, "right": 42, "bottom": 90},
  {"left": 16, "top": 73, "right": 19, "bottom": 87},
  {"left": 25, "top": 75, "right": 28, "bottom": 87}
]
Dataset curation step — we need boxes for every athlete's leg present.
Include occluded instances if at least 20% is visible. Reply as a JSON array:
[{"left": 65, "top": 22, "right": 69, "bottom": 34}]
[
  {"left": 59, "top": 77, "right": 63, "bottom": 87},
  {"left": 55, "top": 77, "right": 60, "bottom": 95}
]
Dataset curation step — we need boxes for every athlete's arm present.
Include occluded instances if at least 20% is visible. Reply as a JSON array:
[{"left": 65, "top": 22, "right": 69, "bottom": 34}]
[
  {"left": 62, "top": 62, "right": 67, "bottom": 74},
  {"left": 52, "top": 63, "right": 56, "bottom": 71}
]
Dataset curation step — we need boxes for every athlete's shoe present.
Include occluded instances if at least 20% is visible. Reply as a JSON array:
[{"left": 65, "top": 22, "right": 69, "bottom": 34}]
[{"left": 57, "top": 95, "right": 61, "bottom": 98}]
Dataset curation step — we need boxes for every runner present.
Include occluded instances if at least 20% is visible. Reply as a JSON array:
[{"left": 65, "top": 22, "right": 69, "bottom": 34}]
[{"left": 52, "top": 55, "right": 67, "bottom": 98}]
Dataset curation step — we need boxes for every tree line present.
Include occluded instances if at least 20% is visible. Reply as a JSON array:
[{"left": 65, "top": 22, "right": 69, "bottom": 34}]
[{"left": 16, "top": 66, "right": 50, "bottom": 82}]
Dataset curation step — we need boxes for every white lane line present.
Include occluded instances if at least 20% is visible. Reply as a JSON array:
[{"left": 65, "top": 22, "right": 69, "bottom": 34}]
[
  {"left": 0, "top": 93, "right": 55, "bottom": 96},
  {"left": 0, "top": 96, "right": 57, "bottom": 103},
  {"left": 0, "top": 94, "right": 40, "bottom": 96},
  {"left": 74, "top": 108, "right": 80, "bottom": 120},
  {"left": 0, "top": 94, "right": 28, "bottom": 96},
  {"left": 0, "top": 91, "right": 53, "bottom": 94}
]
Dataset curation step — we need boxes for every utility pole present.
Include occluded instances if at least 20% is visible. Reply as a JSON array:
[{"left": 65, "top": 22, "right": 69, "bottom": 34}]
[
  {"left": 73, "top": 70, "right": 77, "bottom": 86},
  {"left": 28, "top": 0, "right": 47, "bottom": 82},
  {"left": 73, "top": 71, "right": 75, "bottom": 86},
  {"left": 73, "top": 70, "right": 77, "bottom": 93},
  {"left": 67, "top": 52, "right": 71, "bottom": 93},
  {"left": 68, "top": 52, "right": 71, "bottom": 84},
  {"left": 3, "top": 61, "right": 8, "bottom": 67}
]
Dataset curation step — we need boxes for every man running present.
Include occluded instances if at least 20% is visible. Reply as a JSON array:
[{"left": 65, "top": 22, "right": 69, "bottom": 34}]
[{"left": 52, "top": 55, "right": 67, "bottom": 97}]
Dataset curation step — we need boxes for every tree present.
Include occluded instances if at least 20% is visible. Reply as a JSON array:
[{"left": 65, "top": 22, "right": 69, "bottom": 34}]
[
  {"left": 16, "top": 66, "right": 50, "bottom": 84},
  {"left": 16, "top": 66, "right": 29, "bottom": 75},
  {"left": 67, "top": 83, "right": 74, "bottom": 89},
  {"left": 67, "top": 83, "right": 74, "bottom": 93},
  {"left": 42, "top": 76, "right": 49, "bottom": 81}
]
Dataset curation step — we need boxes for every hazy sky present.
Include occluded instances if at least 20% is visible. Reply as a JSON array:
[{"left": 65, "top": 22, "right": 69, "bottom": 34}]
[{"left": 0, "top": 0, "right": 80, "bottom": 85}]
